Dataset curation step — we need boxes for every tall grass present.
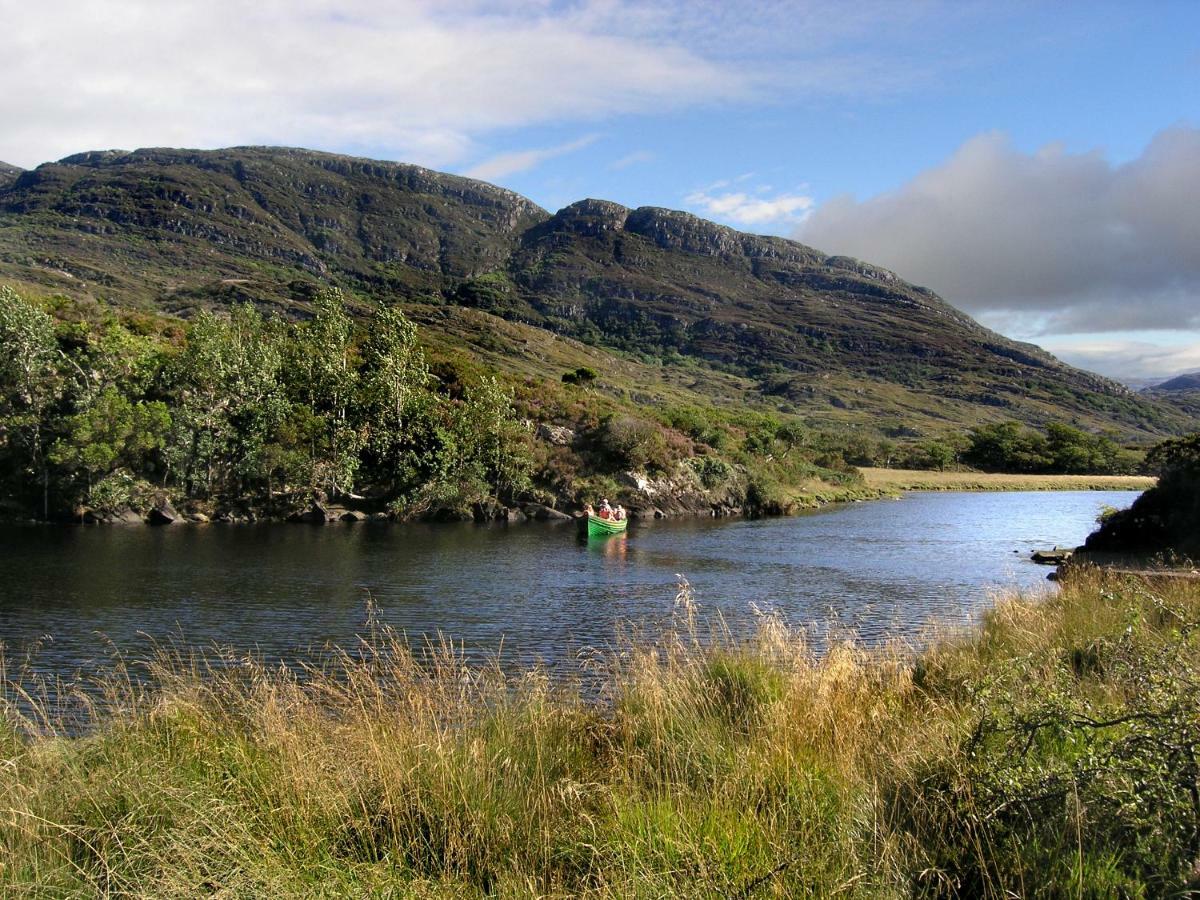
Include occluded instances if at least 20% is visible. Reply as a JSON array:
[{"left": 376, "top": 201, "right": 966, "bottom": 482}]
[{"left": 3, "top": 572, "right": 1200, "bottom": 896}]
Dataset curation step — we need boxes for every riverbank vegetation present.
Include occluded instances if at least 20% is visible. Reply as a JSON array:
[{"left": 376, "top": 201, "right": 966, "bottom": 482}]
[
  {"left": 0, "top": 283, "right": 1165, "bottom": 524},
  {"left": 1083, "top": 431, "right": 1200, "bottom": 560},
  {"left": 3, "top": 569, "right": 1200, "bottom": 896},
  {"left": 0, "top": 284, "right": 871, "bottom": 522}
]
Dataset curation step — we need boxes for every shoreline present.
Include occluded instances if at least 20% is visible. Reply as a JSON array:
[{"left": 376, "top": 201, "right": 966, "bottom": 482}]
[
  {"left": 0, "top": 471, "right": 1144, "bottom": 527},
  {"left": 859, "top": 467, "right": 1155, "bottom": 493}
]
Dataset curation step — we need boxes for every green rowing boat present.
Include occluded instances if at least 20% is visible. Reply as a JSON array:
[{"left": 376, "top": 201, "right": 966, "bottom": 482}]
[{"left": 581, "top": 513, "right": 628, "bottom": 537}]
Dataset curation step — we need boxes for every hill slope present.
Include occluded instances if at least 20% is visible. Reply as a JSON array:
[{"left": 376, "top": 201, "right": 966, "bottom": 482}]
[
  {"left": 1156, "top": 372, "right": 1200, "bottom": 392},
  {"left": 0, "top": 146, "right": 1191, "bottom": 438}
]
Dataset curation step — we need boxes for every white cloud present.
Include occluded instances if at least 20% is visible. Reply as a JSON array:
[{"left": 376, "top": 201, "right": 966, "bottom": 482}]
[
  {"left": 608, "top": 150, "right": 655, "bottom": 171},
  {"left": 794, "top": 127, "right": 1200, "bottom": 335},
  {"left": 464, "top": 135, "right": 600, "bottom": 181},
  {"left": 1038, "top": 334, "right": 1200, "bottom": 383},
  {"left": 685, "top": 187, "right": 814, "bottom": 227},
  {"left": 0, "top": 1, "right": 747, "bottom": 169},
  {"left": 0, "top": 0, "right": 1001, "bottom": 169}
]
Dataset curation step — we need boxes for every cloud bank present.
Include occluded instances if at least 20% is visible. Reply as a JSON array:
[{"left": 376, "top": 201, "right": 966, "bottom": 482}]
[
  {"left": 794, "top": 127, "right": 1200, "bottom": 336},
  {"left": 0, "top": 0, "right": 748, "bottom": 169},
  {"left": 1039, "top": 336, "right": 1200, "bottom": 384},
  {"left": 0, "top": 0, "right": 990, "bottom": 172}
]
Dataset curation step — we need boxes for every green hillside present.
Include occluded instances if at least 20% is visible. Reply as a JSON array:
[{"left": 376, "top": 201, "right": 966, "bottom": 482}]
[{"left": 0, "top": 146, "right": 1190, "bottom": 440}]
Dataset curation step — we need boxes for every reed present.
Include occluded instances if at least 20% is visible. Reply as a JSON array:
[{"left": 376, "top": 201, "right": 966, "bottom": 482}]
[{"left": 2, "top": 571, "right": 1199, "bottom": 897}]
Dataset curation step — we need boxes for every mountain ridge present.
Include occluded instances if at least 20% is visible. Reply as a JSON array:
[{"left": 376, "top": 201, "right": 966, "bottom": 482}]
[{"left": 0, "top": 145, "right": 1192, "bottom": 439}]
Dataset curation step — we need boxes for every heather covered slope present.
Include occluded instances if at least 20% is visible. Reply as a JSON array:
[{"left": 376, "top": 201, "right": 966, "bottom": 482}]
[
  {"left": 0, "top": 146, "right": 1192, "bottom": 438},
  {"left": 0, "top": 161, "right": 21, "bottom": 188},
  {"left": 0, "top": 146, "right": 546, "bottom": 314}
]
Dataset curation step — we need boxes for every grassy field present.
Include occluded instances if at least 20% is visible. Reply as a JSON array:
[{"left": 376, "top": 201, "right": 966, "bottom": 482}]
[
  {"left": 860, "top": 467, "right": 1156, "bottom": 492},
  {"left": 3, "top": 571, "right": 1200, "bottom": 897}
]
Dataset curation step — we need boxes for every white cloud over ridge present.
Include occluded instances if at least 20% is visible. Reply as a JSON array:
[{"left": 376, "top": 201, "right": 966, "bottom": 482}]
[
  {"left": 795, "top": 127, "right": 1200, "bottom": 336},
  {"left": 0, "top": 0, "right": 748, "bottom": 169},
  {"left": 685, "top": 186, "right": 815, "bottom": 227},
  {"left": 1, "top": 0, "right": 983, "bottom": 171},
  {"left": 465, "top": 135, "right": 600, "bottom": 181},
  {"left": 1041, "top": 335, "right": 1200, "bottom": 383}
]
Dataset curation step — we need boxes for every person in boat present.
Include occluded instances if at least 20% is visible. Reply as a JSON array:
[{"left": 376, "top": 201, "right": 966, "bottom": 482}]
[
  {"left": 615, "top": 504, "right": 626, "bottom": 521},
  {"left": 598, "top": 498, "right": 612, "bottom": 520},
  {"left": 583, "top": 502, "right": 594, "bottom": 517}
]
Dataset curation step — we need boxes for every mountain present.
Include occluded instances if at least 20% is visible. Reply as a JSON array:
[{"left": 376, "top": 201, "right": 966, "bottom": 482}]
[
  {"left": 1154, "top": 372, "right": 1200, "bottom": 392},
  {"left": 0, "top": 161, "right": 21, "bottom": 188},
  {"left": 0, "top": 146, "right": 1193, "bottom": 439}
]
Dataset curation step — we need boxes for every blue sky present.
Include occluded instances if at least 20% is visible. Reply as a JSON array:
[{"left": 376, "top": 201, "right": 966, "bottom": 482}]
[{"left": 4, "top": 1, "right": 1199, "bottom": 381}]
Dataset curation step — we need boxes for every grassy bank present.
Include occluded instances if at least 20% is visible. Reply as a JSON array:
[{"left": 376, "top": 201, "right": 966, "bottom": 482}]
[
  {"left": 860, "top": 467, "right": 1156, "bottom": 492},
  {"left": 4, "top": 572, "right": 1200, "bottom": 896}
]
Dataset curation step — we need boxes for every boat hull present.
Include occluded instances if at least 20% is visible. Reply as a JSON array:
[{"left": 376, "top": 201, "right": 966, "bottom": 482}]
[{"left": 581, "top": 513, "right": 628, "bottom": 537}]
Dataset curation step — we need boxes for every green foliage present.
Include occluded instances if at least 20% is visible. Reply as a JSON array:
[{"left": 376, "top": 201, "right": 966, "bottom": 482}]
[
  {"left": 561, "top": 366, "right": 598, "bottom": 386},
  {"left": 592, "top": 414, "right": 674, "bottom": 473},
  {"left": 1086, "top": 431, "right": 1200, "bottom": 557},
  {"left": 0, "top": 285, "right": 540, "bottom": 519},
  {"left": 0, "top": 285, "right": 64, "bottom": 515},
  {"left": 49, "top": 388, "right": 170, "bottom": 501},
  {"left": 963, "top": 421, "right": 1138, "bottom": 475}
]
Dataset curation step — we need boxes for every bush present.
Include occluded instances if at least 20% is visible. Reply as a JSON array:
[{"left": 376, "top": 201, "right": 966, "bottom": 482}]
[
  {"left": 592, "top": 415, "right": 673, "bottom": 473},
  {"left": 561, "top": 366, "right": 598, "bottom": 386}
]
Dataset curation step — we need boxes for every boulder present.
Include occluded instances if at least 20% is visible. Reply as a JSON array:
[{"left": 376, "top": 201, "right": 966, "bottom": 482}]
[
  {"left": 424, "top": 506, "right": 474, "bottom": 523},
  {"left": 289, "top": 501, "right": 328, "bottom": 524},
  {"left": 1032, "top": 547, "right": 1074, "bottom": 565},
  {"left": 521, "top": 503, "right": 573, "bottom": 522},
  {"left": 536, "top": 423, "right": 576, "bottom": 446},
  {"left": 147, "top": 498, "right": 180, "bottom": 525},
  {"left": 187, "top": 512, "right": 210, "bottom": 524},
  {"left": 340, "top": 510, "right": 369, "bottom": 522},
  {"left": 83, "top": 506, "right": 144, "bottom": 525}
]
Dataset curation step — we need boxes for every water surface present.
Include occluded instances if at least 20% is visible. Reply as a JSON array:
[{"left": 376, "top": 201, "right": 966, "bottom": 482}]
[{"left": 0, "top": 491, "right": 1135, "bottom": 679}]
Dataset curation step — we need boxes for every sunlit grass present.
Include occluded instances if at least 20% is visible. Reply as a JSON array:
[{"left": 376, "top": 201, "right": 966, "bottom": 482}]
[
  {"left": 3, "top": 571, "right": 1199, "bottom": 896},
  {"left": 859, "top": 467, "right": 1155, "bottom": 492}
]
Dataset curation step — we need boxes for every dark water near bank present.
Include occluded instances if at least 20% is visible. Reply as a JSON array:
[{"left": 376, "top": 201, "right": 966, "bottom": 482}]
[{"left": 0, "top": 491, "right": 1136, "bottom": 679}]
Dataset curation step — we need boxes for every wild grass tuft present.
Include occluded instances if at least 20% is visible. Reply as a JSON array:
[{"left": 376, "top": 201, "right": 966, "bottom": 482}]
[{"left": 3, "top": 571, "right": 1200, "bottom": 896}]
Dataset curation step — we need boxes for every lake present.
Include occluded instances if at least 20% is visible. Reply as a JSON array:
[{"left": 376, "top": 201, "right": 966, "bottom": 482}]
[{"left": 0, "top": 490, "right": 1135, "bottom": 681}]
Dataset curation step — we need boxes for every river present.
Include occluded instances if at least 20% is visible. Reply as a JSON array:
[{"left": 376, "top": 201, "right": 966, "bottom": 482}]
[{"left": 0, "top": 490, "right": 1135, "bottom": 681}]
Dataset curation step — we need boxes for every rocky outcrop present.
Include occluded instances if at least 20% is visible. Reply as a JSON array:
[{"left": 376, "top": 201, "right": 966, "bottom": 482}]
[
  {"left": 289, "top": 501, "right": 329, "bottom": 524},
  {"left": 83, "top": 507, "right": 145, "bottom": 525},
  {"left": 615, "top": 465, "right": 743, "bottom": 518},
  {"left": 536, "top": 423, "right": 575, "bottom": 446},
  {"left": 147, "top": 498, "right": 181, "bottom": 525},
  {"left": 521, "top": 503, "right": 573, "bottom": 522}
]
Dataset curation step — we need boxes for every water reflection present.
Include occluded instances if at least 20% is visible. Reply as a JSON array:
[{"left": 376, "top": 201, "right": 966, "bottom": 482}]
[{"left": 0, "top": 490, "right": 1137, "bottom": 680}]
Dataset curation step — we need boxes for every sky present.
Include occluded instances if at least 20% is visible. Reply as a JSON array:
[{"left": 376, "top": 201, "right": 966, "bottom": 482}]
[{"left": 2, "top": 0, "right": 1198, "bottom": 383}]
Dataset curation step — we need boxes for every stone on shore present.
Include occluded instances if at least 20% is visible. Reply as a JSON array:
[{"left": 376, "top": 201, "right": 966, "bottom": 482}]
[
  {"left": 147, "top": 498, "right": 180, "bottom": 525},
  {"left": 521, "top": 503, "right": 573, "bottom": 522}
]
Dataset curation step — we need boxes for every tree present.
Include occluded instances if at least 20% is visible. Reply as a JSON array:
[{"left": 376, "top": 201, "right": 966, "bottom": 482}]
[
  {"left": 358, "top": 304, "right": 430, "bottom": 490},
  {"left": 0, "top": 286, "right": 63, "bottom": 517},
  {"left": 283, "top": 289, "right": 362, "bottom": 497},
  {"left": 461, "top": 375, "right": 531, "bottom": 498},
  {"left": 49, "top": 387, "right": 170, "bottom": 504}
]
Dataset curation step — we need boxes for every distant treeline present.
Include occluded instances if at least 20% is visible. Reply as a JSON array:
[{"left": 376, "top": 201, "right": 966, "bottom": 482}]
[{"left": 912, "top": 421, "right": 1142, "bottom": 475}]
